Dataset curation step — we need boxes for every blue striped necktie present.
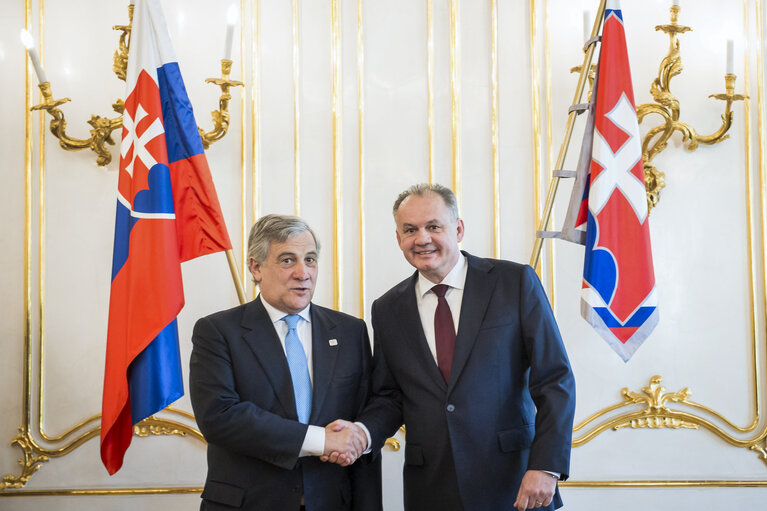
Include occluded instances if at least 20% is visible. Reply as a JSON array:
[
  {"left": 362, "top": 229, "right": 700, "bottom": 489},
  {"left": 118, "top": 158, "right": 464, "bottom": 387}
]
[{"left": 283, "top": 314, "right": 312, "bottom": 423}]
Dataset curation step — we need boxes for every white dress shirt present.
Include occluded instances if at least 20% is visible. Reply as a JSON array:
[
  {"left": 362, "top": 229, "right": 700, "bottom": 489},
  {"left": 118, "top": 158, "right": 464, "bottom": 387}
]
[{"left": 261, "top": 297, "right": 325, "bottom": 457}]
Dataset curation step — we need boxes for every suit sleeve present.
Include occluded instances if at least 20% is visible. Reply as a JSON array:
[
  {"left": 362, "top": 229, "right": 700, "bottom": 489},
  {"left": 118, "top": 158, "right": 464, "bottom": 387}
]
[
  {"left": 519, "top": 265, "right": 576, "bottom": 480},
  {"left": 189, "top": 315, "right": 308, "bottom": 470},
  {"left": 349, "top": 322, "right": 383, "bottom": 511},
  {"left": 355, "top": 299, "right": 406, "bottom": 451}
]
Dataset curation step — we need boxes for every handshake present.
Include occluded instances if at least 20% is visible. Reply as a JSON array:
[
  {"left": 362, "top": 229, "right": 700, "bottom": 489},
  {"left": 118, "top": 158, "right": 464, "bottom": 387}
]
[{"left": 320, "top": 419, "right": 368, "bottom": 467}]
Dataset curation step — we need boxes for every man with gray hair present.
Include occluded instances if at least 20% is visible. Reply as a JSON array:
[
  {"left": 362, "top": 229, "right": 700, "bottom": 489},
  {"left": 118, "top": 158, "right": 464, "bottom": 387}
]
[
  {"left": 351, "top": 184, "right": 575, "bottom": 511},
  {"left": 190, "top": 214, "right": 381, "bottom": 511}
]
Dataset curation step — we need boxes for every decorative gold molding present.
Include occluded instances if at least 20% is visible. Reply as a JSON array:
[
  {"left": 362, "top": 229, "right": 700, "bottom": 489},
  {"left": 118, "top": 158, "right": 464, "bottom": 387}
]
[
  {"left": 133, "top": 416, "right": 204, "bottom": 442},
  {"left": 529, "top": 0, "right": 542, "bottom": 274},
  {"left": 427, "top": 0, "right": 434, "bottom": 184},
  {"left": 573, "top": 376, "right": 767, "bottom": 466},
  {"left": 332, "top": 0, "right": 343, "bottom": 311},
  {"left": 490, "top": 0, "right": 500, "bottom": 259},
  {"left": 559, "top": 480, "right": 767, "bottom": 488},
  {"left": 449, "top": 0, "right": 461, "bottom": 211},
  {"left": 0, "top": 430, "right": 49, "bottom": 490},
  {"left": 1, "top": 487, "right": 204, "bottom": 497},
  {"left": 293, "top": 0, "right": 301, "bottom": 217},
  {"left": 5, "top": 2, "right": 220, "bottom": 492},
  {"left": 357, "top": 0, "right": 366, "bottom": 319}
]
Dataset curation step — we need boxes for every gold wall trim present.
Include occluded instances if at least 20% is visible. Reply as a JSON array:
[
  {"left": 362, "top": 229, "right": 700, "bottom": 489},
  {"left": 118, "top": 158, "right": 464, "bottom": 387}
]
[
  {"left": 357, "top": 0, "right": 366, "bottom": 319},
  {"left": 293, "top": 0, "right": 301, "bottom": 216},
  {"left": 490, "top": 0, "right": 500, "bottom": 259},
  {"left": 427, "top": 0, "right": 434, "bottom": 184},
  {"left": 756, "top": 1, "right": 767, "bottom": 393},
  {"left": 529, "top": 0, "right": 542, "bottom": 274},
  {"left": 543, "top": 0, "right": 555, "bottom": 306},
  {"left": 240, "top": 0, "right": 248, "bottom": 287},
  {"left": 449, "top": 0, "right": 461, "bottom": 210},
  {"left": 741, "top": 0, "right": 761, "bottom": 432},
  {"left": 0, "top": 487, "right": 204, "bottom": 497},
  {"left": 560, "top": 480, "right": 767, "bottom": 488},
  {"left": 7, "top": 481, "right": 767, "bottom": 496},
  {"left": 331, "top": 0, "right": 343, "bottom": 310},
  {"left": 252, "top": 0, "right": 261, "bottom": 223},
  {"left": 23, "top": 0, "right": 34, "bottom": 439},
  {"left": 3, "top": 3, "right": 213, "bottom": 491},
  {"left": 35, "top": 0, "right": 101, "bottom": 444}
]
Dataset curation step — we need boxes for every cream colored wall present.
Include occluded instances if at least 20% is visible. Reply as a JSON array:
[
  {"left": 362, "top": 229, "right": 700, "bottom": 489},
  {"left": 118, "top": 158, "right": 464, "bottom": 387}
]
[{"left": 1, "top": 0, "right": 766, "bottom": 509}]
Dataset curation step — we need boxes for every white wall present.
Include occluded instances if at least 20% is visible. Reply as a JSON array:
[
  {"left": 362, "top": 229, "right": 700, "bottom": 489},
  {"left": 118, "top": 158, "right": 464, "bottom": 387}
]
[{"left": 1, "top": 0, "right": 766, "bottom": 509}]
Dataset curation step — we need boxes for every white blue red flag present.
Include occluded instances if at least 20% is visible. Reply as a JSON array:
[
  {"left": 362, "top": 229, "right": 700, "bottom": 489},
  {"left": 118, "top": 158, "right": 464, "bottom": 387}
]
[
  {"left": 564, "top": 0, "right": 658, "bottom": 361},
  {"left": 101, "top": 0, "right": 232, "bottom": 474}
]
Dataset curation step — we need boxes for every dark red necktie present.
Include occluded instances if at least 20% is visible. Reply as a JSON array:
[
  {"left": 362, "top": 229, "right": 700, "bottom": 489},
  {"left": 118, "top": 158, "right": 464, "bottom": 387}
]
[{"left": 432, "top": 284, "right": 456, "bottom": 383}]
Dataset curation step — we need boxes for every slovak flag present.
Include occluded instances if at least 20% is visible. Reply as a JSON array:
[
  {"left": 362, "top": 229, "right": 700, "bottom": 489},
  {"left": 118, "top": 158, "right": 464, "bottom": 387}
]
[
  {"left": 101, "top": 0, "right": 232, "bottom": 474},
  {"left": 568, "top": 0, "right": 658, "bottom": 361}
]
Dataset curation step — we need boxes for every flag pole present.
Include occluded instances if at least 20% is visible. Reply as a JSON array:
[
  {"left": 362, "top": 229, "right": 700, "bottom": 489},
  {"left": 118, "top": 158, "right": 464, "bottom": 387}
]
[
  {"left": 529, "top": 0, "right": 606, "bottom": 269},
  {"left": 225, "top": 248, "right": 247, "bottom": 305}
]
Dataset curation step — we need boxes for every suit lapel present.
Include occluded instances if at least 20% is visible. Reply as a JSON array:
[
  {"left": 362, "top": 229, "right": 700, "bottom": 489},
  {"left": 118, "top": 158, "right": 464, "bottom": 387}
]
[
  {"left": 448, "top": 253, "right": 496, "bottom": 392},
  {"left": 398, "top": 273, "right": 448, "bottom": 392},
  {"left": 241, "top": 297, "right": 297, "bottom": 420},
  {"left": 309, "top": 305, "right": 339, "bottom": 422}
]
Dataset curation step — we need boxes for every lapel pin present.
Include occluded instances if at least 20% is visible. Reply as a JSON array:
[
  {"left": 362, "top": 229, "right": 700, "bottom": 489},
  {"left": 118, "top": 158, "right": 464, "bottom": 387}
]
[{"left": 328, "top": 339, "right": 338, "bottom": 347}]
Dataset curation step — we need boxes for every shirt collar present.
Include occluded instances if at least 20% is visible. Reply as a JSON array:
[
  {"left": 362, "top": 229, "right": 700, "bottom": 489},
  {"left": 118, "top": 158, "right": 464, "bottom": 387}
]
[
  {"left": 259, "top": 295, "right": 312, "bottom": 325},
  {"left": 416, "top": 253, "right": 467, "bottom": 298}
]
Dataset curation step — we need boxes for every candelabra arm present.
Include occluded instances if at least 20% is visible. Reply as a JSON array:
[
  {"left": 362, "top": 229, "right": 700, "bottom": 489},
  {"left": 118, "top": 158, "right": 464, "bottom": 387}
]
[
  {"left": 199, "top": 59, "right": 244, "bottom": 150},
  {"left": 31, "top": 82, "right": 124, "bottom": 167}
]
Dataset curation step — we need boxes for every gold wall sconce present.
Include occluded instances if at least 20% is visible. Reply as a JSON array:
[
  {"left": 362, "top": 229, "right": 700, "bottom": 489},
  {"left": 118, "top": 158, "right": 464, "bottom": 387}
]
[
  {"left": 637, "top": 4, "right": 747, "bottom": 211},
  {"left": 23, "top": 3, "right": 243, "bottom": 167}
]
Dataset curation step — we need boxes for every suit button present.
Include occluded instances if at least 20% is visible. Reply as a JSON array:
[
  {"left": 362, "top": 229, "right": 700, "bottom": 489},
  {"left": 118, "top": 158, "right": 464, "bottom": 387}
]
[{"left": 446, "top": 404, "right": 455, "bottom": 412}]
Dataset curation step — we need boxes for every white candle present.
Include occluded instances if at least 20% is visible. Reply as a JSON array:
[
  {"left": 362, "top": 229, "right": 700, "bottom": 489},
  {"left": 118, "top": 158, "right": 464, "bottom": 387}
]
[
  {"left": 130, "top": 0, "right": 135, "bottom": 5},
  {"left": 726, "top": 39, "right": 734, "bottom": 75},
  {"left": 672, "top": 0, "right": 680, "bottom": 7},
  {"left": 20, "top": 29, "right": 48, "bottom": 83},
  {"left": 583, "top": 11, "right": 591, "bottom": 43},
  {"left": 224, "top": 5, "right": 238, "bottom": 61}
]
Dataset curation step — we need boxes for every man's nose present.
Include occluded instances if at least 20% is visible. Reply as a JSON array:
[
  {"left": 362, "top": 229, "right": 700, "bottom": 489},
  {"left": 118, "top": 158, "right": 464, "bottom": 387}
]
[
  {"left": 414, "top": 228, "right": 431, "bottom": 245},
  {"left": 293, "top": 261, "right": 310, "bottom": 279}
]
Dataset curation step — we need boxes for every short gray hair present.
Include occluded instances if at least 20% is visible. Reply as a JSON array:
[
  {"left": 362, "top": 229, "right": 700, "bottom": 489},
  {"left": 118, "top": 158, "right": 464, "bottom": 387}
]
[
  {"left": 392, "top": 183, "right": 459, "bottom": 221},
  {"left": 247, "top": 214, "right": 321, "bottom": 263}
]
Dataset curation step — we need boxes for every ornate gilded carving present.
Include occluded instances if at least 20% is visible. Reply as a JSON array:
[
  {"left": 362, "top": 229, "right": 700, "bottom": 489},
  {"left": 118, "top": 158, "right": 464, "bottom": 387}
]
[
  {"left": 111, "top": 4, "right": 133, "bottom": 81},
  {"left": 0, "top": 430, "right": 49, "bottom": 490},
  {"left": 573, "top": 376, "right": 767, "bottom": 467}
]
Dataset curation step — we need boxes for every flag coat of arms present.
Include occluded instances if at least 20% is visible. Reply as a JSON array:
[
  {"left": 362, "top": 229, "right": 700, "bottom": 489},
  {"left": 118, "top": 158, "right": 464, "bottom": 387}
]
[
  {"left": 101, "top": 0, "right": 232, "bottom": 474},
  {"left": 564, "top": 0, "right": 658, "bottom": 362}
]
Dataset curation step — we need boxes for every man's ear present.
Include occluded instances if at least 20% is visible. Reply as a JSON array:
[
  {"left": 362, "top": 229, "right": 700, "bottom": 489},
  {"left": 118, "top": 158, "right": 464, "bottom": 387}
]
[
  {"left": 248, "top": 258, "right": 262, "bottom": 283},
  {"left": 456, "top": 218, "right": 465, "bottom": 243}
]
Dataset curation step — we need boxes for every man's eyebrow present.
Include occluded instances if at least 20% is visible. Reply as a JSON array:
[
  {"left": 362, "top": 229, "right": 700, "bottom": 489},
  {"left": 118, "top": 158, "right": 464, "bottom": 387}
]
[{"left": 275, "top": 251, "right": 298, "bottom": 259}]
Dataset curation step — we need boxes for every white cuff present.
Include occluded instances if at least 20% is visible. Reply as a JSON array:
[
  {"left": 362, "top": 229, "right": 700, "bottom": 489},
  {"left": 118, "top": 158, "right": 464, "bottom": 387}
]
[
  {"left": 543, "top": 470, "right": 560, "bottom": 480},
  {"left": 299, "top": 425, "right": 326, "bottom": 457},
  {"left": 355, "top": 421, "right": 372, "bottom": 454}
]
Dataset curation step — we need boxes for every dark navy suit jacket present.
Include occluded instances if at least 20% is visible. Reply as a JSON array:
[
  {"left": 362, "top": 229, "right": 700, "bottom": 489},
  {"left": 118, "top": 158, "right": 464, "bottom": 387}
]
[
  {"left": 189, "top": 296, "right": 382, "bottom": 511},
  {"left": 358, "top": 252, "right": 575, "bottom": 511}
]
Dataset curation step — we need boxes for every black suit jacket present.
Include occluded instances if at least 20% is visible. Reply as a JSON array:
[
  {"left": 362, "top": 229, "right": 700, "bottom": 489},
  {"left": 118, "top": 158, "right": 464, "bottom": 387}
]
[
  {"left": 358, "top": 252, "right": 575, "bottom": 511},
  {"left": 189, "top": 296, "right": 382, "bottom": 511}
]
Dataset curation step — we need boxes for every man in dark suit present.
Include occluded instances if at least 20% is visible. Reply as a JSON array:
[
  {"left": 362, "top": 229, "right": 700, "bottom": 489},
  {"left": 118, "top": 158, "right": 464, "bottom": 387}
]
[
  {"left": 189, "top": 214, "right": 381, "bottom": 511},
  {"left": 353, "top": 183, "right": 575, "bottom": 510}
]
